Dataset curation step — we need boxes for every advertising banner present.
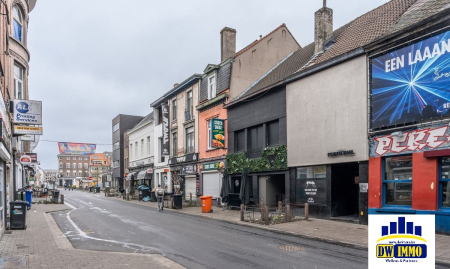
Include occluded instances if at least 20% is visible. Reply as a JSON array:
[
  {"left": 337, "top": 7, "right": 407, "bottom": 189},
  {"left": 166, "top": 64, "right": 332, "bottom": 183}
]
[
  {"left": 161, "top": 103, "right": 170, "bottom": 156},
  {"left": 21, "top": 135, "right": 35, "bottom": 141},
  {"left": 369, "top": 123, "right": 450, "bottom": 157},
  {"left": 13, "top": 100, "right": 42, "bottom": 125},
  {"left": 13, "top": 125, "right": 42, "bottom": 135},
  {"left": 211, "top": 118, "right": 225, "bottom": 148},
  {"left": 371, "top": 30, "right": 450, "bottom": 130},
  {"left": 58, "top": 142, "right": 96, "bottom": 155}
]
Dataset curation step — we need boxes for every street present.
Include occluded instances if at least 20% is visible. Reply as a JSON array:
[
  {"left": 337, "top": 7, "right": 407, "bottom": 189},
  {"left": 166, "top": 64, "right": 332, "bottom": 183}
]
[{"left": 53, "top": 189, "right": 368, "bottom": 269}]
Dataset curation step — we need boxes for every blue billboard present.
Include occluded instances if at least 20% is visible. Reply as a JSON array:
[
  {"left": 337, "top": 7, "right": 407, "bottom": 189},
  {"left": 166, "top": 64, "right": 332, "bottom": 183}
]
[{"left": 371, "top": 30, "right": 450, "bottom": 130}]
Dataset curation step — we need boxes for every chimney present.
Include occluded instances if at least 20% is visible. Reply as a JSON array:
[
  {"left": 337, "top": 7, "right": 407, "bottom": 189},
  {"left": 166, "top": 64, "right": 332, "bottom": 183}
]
[
  {"left": 314, "top": 0, "right": 333, "bottom": 53},
  {"left": 174, "top": 83, "right": 180, "bottom": 88},
  {"left": 220, "top": 27, "right": 236, "bottom": 62}
]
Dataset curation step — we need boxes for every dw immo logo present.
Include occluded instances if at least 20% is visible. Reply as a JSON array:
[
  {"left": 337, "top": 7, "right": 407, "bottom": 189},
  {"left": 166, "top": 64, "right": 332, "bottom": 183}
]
[{"left": 369, "top": 215, "right": 435, "bottom": 269}]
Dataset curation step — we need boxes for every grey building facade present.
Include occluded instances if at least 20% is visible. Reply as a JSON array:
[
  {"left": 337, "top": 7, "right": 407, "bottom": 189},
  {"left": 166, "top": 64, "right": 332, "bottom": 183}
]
[{"left": 112, "top": 114, "right": 143, "bottom": 188}]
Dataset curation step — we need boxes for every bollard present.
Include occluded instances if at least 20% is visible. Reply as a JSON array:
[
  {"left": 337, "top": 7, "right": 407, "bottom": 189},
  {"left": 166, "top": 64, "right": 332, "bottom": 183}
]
[
  {"left": 286, "top": 204, "right": 290, "bottom": 222},
  {"left": 126, "top": 193, "right": 130, "bottom": 201},
  {"left": 304, "top": 203, "right": 309, "bottom": 220},
  {"left": 240, "top": 204, "right": 244, "bottom": 221},
  {"left": 190, "top": 193, "right": 193, "bottom": 204},
  {"left": 60, "top": 194, "right": 64, "bottom": 204},
  {"left": 170, "top": 197, "right": 174, "bottom": 209},
  {"left": 264, "top": 206, "right": 269, "bottom": 225},
  {"left": 277, "top": 201, "right": 282, "bottom": 212}
]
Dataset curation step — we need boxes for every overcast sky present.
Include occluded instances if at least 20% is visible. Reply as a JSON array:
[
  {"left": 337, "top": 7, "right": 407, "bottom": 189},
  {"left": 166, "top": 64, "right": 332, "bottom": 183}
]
[{"left": 29, "top": 0, "right": 390, "bottom": 169}]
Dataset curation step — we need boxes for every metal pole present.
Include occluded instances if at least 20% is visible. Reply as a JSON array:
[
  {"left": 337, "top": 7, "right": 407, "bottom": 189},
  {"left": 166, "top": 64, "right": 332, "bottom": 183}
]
[
  {"left": 264, "top": 206, "right": 269, "bottom": 225},
  {"left": 305, "top": 203, "right": 309, "bottom": 220}
]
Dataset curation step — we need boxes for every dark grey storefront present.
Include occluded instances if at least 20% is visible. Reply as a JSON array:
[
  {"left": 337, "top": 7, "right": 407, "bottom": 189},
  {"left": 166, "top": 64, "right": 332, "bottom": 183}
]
[{"left": 168, "top": 153, "right": 198, "bottom": 200}]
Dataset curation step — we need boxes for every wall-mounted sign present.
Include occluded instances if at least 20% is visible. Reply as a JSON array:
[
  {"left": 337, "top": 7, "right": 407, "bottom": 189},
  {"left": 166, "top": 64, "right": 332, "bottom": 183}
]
[
  {"left": 161, "top": 103, "right": 170, "bottom": 156},
  {"left": 202, "top": 162, "right": 224, "bottom": 171},
  {"left": 369, "top": 123, "right": 450, "bottom": 157},
  {"left": 211, "top": 119, "right": 225, "bottom": 148},
  {"left": 25, "top": 153, "right": 37, "bottom": 163},
  {"left": 147, "top": 168, "right": 153, "bottom": 174},
  {"left": 19, "top": 155, "right": 31, "bottom": 165},
  {"left": 168, "top": 153, "right": 198, "bottom": 165},
  {"left": 360, "top": 183, "right": 368, "bottom": 193},
  {"left": 327, "top": 150, "right": 355, "bottom": 157},
  {"left": 295, "top": 178, "right": 326, "bottom": 205},
  {"left": 58, "top": 142, "right": 96, "bottom": 155},
  {"left": 21, "top": 135, "right": 35, "bottom": 141},
  {"left": 13, "top": 125, "right": 43, "bottom": 135},
  {"left": 370, "top": 30, "right": 450, "bottom": 130},
  {"left": 12, "top": 100, "right": 42, "bottom": 125}
]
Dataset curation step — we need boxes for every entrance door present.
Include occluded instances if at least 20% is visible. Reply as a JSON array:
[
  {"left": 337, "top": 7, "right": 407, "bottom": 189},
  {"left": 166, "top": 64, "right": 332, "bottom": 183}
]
[{"left": 330, "top": 162, "right": 359, "bottom": 218}]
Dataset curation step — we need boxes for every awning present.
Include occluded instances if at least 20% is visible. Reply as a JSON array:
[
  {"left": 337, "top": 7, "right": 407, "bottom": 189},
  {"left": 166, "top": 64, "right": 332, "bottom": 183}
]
[
  {"left": 137, "top": 170, "right": 153, "bottom": 180},
  {"left": 126, "top": 172, "right": 138, "bottom": 181}
]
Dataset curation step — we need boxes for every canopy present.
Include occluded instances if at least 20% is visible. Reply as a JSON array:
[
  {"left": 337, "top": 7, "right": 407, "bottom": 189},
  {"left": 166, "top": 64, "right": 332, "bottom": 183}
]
[
  {"left": 126, "top": 172, "right": 138, "bottom": 181},
  {"left": 137, "top": 170, "right": 153, "bottom": 180},
  {"left": 239, "top": 168, "right": 251, "bottom": 205}
]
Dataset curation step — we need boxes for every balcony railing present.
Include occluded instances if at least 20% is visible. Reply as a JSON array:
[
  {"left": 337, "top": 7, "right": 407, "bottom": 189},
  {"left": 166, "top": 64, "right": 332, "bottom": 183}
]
[
  {"left": 185, "top": 146, "right": 195, "bottom": 154},
  {"left": 246, "top": 148, "right": 263, "bottom": 159},
  {"left": 185, "top": 107, "right": 194, "bottom": 122}
]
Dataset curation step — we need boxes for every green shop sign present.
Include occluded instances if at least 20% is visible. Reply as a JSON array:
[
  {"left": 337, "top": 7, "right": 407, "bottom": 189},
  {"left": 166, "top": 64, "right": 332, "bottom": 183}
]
[
  {"left": 202, "top": 162, "right": 224, "bottom": 171},
  {"left": 211, "top": 118, "right": 225, "bottom": 148}
]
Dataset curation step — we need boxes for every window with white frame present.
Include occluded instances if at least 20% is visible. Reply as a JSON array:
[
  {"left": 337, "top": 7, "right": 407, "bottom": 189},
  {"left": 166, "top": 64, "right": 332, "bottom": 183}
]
[
  {"left": 14, "top": 64, "right": 23, "bottom": 99},
  {"left": 207, "top": 119, "right": 213, "bottom": 149},
  {"left": 79, "top": 157, "right": 82, "bottom": 160},
  {"left": 67, "top": 157, "right": 70, "bottom": 160},
  {"left": 130, "top": 144, "right": 133, "bottom": 160},
  {"left": 141, "top": 139, "right": 144, "bottom": 158},
  {"left": 73, "top": 163, "right": 77, "bottom": 169},
  {"left": 84, "top": 163, "right": 88, "bottom": 169},
  {"left": 135, "top": 142, "right": 138, "bottom": 159},
  {"left": 13, "top": 5, "right": 23, "bottom": 42},
  {"left": 147, "top": 136, "right": 150, "bottom": 156},
  {"left": 208, "top": 74, "right": 216, "bottom": 100},
  {"left": 78, "top": 163, "right": 82, "bottom": 169},
  {"left": 66, "top": 171, "right": 70, "bottom": 176},
  {"left": 66, "top": 163, "right": 70, "bottom": 168},
  {"left": 84, "top": 157, "right": 88, "bottom": 161},
  {"left": 59, "top": 163, "right": 62, "bottom": 168},
  {"left": 172, "top": 99, "right": 177, "bottom": 121},
  {"left": 73, "top": 157, "right": 76, "bottom": 160}
]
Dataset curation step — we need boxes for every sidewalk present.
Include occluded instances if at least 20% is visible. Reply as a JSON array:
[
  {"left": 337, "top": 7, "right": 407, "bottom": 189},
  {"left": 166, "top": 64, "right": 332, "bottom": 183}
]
[
  {"left": 109, "top": 193, "right": 450, "bottom": 265},
  {"left": 0, "top": 204, "right": 184, "bottom": 269}
]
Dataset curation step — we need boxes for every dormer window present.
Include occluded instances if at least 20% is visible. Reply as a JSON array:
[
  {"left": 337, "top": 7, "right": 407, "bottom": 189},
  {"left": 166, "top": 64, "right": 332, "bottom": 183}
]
[
  {"left": 13, "top": 5, "right": 23, "bottom": 42},
  {"left": 208, "top": 74, "right": 216, "bottom": 100}
]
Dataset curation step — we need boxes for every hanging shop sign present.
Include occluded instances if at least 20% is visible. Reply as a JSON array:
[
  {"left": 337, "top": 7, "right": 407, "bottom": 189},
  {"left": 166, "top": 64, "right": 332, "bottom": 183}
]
[
  {"left": 13, "top": 125, "right": 43, "bottom": 135},
  {"left": 19, "top": 155, "right": 31, "bottom": 165},
  {"left": 161, "top": 103, "right": 170, "bottom": 156},
  {"left": 202, "top": 161, "right": 224, "bottom": 171},
  {"left": 25, "top": 153, "right": 37, "bottom": 163},
  {"left": 58, "top": 142, "right": 96, "bottom": 155},
  {"left": 168, "top": 153, "right": 198, "bottom": 165},
  {"left": 327, "top": 150, "right": 355, "bottom": 157},
  {"left": 369, "top": 123, "right": 450, "bottom": 157},
  {"left": 295, "top": 178, "right": 326, "bottom": 205},
  {"left": 370, "top": 30, "right": 450, "bottom": 130},
  {"left": 12, "top": 100, "right": 42, "bottom": 125},
  {"left": 211, "top": 119, "right": 225, "bottom": 148}
]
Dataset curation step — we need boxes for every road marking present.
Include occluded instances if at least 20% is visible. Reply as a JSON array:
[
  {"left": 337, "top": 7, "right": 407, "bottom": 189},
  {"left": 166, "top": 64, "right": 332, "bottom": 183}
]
[{"left": 62, "top": 200, "right": 157, "bottom": 253}]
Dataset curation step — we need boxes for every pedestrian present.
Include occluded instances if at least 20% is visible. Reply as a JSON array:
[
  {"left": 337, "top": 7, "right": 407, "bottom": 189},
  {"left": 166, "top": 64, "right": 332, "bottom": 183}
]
[
  {"left": 71, "top": 185, "right": 74, "bottom": 191},
  {"left": 64, "top": 184, "right": 67, "bottom": 191},
  {"left": 156, "top": 184, "right": 164, "bottom": 211}
]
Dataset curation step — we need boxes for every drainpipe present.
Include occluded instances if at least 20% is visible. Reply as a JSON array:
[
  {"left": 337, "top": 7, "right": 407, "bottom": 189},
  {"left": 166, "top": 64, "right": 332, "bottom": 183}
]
[{"left": 12, "top": 150, "right": 16, "bottom": 200}]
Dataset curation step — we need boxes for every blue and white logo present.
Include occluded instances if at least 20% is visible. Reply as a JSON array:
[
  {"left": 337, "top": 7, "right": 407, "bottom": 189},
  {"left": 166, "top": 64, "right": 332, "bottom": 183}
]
[{"left": 15, "top": 102, "right": 29, "bottom": 113}]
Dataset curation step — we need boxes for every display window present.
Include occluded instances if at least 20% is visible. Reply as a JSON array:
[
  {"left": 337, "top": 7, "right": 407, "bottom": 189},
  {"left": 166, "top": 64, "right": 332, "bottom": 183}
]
[
  {"left": 383, "top": 156, "right": 412, "bottom": 206},
  {"left": 440, "top": 157, "right": 450, "bottom": 209}
]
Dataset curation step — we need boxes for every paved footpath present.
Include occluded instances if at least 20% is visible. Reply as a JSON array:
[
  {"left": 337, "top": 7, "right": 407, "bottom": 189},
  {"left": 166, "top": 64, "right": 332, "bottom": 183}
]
[
  {"left": 111, "top": 192, "right": 450, "bottom": 265},
  {"left": 0, "top": 204, "right": 184, "bottom": 269}
]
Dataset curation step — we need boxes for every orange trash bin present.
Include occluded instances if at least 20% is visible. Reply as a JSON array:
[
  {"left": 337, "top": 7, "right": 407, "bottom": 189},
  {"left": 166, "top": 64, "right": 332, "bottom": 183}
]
[{"left": 200, "top": 196, "right": 213, "bottom": 213}]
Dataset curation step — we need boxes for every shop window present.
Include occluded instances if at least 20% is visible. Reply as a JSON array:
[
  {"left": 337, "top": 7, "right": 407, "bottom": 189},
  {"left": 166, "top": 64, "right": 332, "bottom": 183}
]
[
  {"left": 440, "top": 157, "right": 450, "bottom": 208},
  {"left": 296, "top": 166, "right": 326, "bottom": 179},
  {"left": 383, "top": 156, "right": 412, "bottom": 206},
  {"left": 295, "top": 165, "right": 327, "bottom": 204}
]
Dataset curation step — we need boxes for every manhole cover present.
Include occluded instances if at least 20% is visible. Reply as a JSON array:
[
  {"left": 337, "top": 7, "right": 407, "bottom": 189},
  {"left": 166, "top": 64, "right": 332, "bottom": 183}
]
[
  {"left": 16, "top": 244, "right": 29, "bottom": 249},
  {"left": 278, "top": 245, "right": 306, "bottom": 252},
  {"left": 4, "top": 231, "right": 12, "bottom": 234}
]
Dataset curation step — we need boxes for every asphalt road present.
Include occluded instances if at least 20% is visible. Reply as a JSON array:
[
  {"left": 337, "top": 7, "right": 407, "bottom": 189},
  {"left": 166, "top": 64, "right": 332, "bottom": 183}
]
[{"left": 52, "top": 189, "right": 369, "bottom": 269}]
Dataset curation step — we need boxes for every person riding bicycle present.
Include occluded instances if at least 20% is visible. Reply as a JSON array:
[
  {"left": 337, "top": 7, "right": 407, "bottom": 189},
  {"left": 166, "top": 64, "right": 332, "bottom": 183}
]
[{"left": 156, "top": 185, "right": 164, "bottom": 211}]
